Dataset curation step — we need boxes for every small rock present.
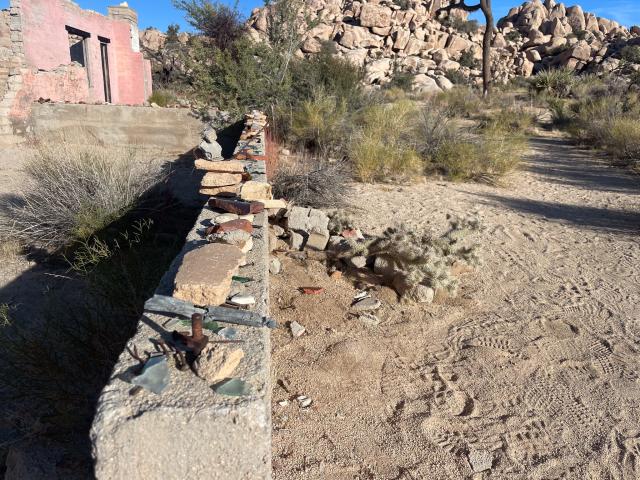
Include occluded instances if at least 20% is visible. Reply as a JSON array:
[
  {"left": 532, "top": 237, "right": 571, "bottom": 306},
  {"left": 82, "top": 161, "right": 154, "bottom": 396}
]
[
  {"left": 349, "top": 256, "right": 367, "bottom": 269},
  {"left": 214, "top": 213, "right": 239, "bottom": 223},
  {"left": 406, "top": 285, "right": 435, "bottom": 304},
  {"left": 239, "top": 214, "right": 255, "bottom": 222},
  {"left": 373, "top": 256, "right": 397, "bottom": 279},
  {"left": 201, "top": 172, "right": 242, "bottom": 187},
  {"left": 278, "top": 399, "right": 289, "bottom": 406},
  {"left": 195, "top": 159, "right": 244, "bottom": 173},
  {"left": 288, "top": 231, "right": 306, "bottom": 250},
  {"left": 269, "top": 257, "right": 282, "bottom": 275},
  {"left": 330, "top": 270, "right": 343, "bottom": 279},
  {"left": 290, "top": 320, "right": 306, "bottom": 337},
  {"left": 240, "top": 181, "right": 273, "bottom": 201},
  {"left": 468, "top": 449, "right": 493, "bottom": 473},
  {"left": 228, "top": 294, "right": 256, "bottom": 306},
  {"left": 351, "top": 297, "right": 382, "bottom": 312},
  {"left": 273, "top": 225, "right": 286, "bottom": 237},
  {"left": 354, "top": 290, "right": 370, "bottom": 301},
  {"left": 305, "top": 231, "right": 330, "bottom": 250},
  {"left": 341, "top": 228, "right": 364, "bottom": 240}
]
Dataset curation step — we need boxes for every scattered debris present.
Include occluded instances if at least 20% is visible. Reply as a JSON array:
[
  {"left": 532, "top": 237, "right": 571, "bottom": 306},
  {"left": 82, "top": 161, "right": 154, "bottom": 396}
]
[
  {"left": 349, "top": 256, "right": 367, "bottom": 269},
  {"left": 232, "top": 275, "right": 253, "bottom": 284},
  {"left": 228, "top": 294, "right": 256, "bottom": 306},
  {"left": 289, "top": 320, "right": 306, "bottom": 338},
  {"left": 300, "top": 287, "right": 324, "bottom": 295},
  {"left": 212, "top": 378, "right": 250, "bottom": 397},
  {"left": 296, "top": 395, "right": 313, "bottom": 408},
  {"left": 270, "top": 256, "right": 282, "bottom": 275},
  {"left": 278, "top": 399, "right": 289, "bottom": 407},
  {"left": 357, "top": 312, "right": 380, "bottom": 326},
  {"left": 131, "top": 356, "right": 170, "bottom": 395},
  {"left": 350, "top": 297, "right": 382, "bottom": 312}
]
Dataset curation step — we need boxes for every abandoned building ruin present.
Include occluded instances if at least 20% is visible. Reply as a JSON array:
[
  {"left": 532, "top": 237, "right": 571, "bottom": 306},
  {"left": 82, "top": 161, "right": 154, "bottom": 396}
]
[{"left": 0, "top": 0, "right": 152, "bottom": 139}]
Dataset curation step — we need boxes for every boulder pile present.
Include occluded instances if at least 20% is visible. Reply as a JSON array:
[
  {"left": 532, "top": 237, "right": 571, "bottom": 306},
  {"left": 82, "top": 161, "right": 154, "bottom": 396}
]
[{"left": 245, "top": 0, "right": 640, "bottom": 88}]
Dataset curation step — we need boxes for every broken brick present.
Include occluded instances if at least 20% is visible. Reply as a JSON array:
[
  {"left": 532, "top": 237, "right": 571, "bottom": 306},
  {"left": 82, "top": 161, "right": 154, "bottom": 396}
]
[
  {"left": 300, "top": 287, "right": 324, "bottom": 295},
  {"left": 209, "top": 198, "right": 265, "bottom": 215}
]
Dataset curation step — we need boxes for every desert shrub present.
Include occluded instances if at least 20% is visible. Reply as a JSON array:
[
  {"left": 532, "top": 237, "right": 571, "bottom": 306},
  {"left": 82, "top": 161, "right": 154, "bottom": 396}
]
[
  {"left": 349, "top": 100, "right": 423, "bottom": 182},
  {"left": 444, "top": 16, "right": 480, "bottom": 34},
  {"left": 621, "top": 45, "right": 640, "bottom": 64},
  {"left": 0, "top": 137, "right": 164, "bottom": 249},
  {"left": 548, "top": 98, "right": 574, "bottom": 127},
  {"left": 174, "top": 0, "right": 245, "bottom": 51},
  {"left": 431, "top": 128, "right": 526, "bottom": 183},
  {"left": 479, "top": 106, "right": 537, "bottom": 135},
  {"left": 414, "top": 102, "right": 465, "bottom": 159},
  {"left": 289, "top": 43, "right": 365, "bottom": 108},
  {"left": 387, "top": 71, "right": 415, "bottom": 91},
  {"left": 272, "top": 157, "right": 352, "bottom": 208},
  {"left": 630, "top": 71, "right": 640, "bottom": 88},
  {"left": 336, "top": 216, "right": 482, "bottom": 297},
  {"left": 392, "top": 0, "right": 411, "bottom": 9},
  {"left": 445, "top": 68, "right": 470, "bottom": 85},
  {"left": 505, "top": 30, "right": 522, "bottom": 42},
  {"left": 288, "top": 88, "right": 347, "bottom": 157},
  {"left": 148, "top": 89, "right": 177, "bottom": 107},
  {"left": 604, "top": 118, "right": 640, "bottom": 163},
  {"left": 459, "top": 49, "right": 480, "bottom": 69},
  {"left": 434, "top": 87, "right": 482, "bottom": 117},
  {"left": 528, "top": 68, "right": 575, "bottom": 98}
]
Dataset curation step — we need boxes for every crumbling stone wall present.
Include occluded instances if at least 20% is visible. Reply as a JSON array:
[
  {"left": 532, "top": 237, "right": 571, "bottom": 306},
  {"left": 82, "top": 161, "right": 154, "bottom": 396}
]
[{"left": 0, "top": 0, "right": 152, "bottom": 137}]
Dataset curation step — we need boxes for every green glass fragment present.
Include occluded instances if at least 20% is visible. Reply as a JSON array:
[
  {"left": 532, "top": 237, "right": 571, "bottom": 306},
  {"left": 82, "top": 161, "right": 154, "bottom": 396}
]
[
  {"left": 232, "top": 276, "right": 253, "bottom": 284},
  {"left": 213, "top": 378, "right": 250, "bottom": 396}
]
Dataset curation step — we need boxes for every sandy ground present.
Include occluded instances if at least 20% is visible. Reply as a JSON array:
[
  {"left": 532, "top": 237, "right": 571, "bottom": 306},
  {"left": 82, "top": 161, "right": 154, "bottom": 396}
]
[{"left": 270, "top": 133, "right": 640, "bottom": 479}]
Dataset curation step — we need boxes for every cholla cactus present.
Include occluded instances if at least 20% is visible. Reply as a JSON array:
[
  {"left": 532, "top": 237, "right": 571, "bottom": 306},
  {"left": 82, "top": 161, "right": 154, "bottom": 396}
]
[
  {"left": 327, "top": 210, "right": 358, "bottom": 235},
  {"left": 339, "top": 215, "right": 482, "bottom": 296}
]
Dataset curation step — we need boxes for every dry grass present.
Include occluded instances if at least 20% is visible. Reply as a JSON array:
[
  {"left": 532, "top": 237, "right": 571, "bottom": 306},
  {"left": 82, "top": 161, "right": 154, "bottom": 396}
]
[
  {"left": 0, "top": 135, "right": 165, "bottom": 249},
  {"left": 605, "top": 118, "right": 640, "bottom": 165},
  {"left": 349, "top": 100, "right": 423, "bottom": 182},
  {"left": 272, "top": 155, "right": 352, "bottom": 209}
]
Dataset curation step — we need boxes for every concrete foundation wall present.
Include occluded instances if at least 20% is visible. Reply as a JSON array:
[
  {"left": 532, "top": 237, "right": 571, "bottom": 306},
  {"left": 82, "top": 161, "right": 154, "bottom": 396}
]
[
  {"left": 91, "top": 115, "right": 273, "bottom": 480},
  {"left": 27, "top": 103, "right": 203, "bottom": 154}
]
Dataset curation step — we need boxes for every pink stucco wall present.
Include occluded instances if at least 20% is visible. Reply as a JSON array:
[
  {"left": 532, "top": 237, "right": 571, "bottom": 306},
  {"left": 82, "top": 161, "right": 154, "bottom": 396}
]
[{"left": 13, "top": 0, "right": 150, "bottom": 115}]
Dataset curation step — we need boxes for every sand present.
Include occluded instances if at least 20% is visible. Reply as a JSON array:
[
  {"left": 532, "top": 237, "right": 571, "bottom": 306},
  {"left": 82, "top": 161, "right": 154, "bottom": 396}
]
[{"left": 270, "top": 133, "right": 640, "bottom": 479}]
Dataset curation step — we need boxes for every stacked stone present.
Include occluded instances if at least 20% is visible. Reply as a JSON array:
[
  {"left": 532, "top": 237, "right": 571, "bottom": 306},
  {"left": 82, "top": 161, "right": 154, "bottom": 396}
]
[{"left": 174, "top": 111, "right": 287, "bottom": 307}]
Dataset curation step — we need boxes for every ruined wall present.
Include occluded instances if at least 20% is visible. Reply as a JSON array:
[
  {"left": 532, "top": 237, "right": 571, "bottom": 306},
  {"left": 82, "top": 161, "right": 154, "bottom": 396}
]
[
  {"left": 17, "top": 0, "right": 149, "bottom": 105},
  {"left": 28, "top": 103, "right": 203, "bottom": 154},
  {"left": 0, "top": 0, "right": 152, "bottom": 136}
]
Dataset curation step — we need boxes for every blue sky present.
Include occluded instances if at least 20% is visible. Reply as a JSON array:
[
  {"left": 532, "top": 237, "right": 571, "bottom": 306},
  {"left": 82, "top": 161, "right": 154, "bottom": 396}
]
[{"left": 1, "top": 0, "right": 638, "bottom": 31}]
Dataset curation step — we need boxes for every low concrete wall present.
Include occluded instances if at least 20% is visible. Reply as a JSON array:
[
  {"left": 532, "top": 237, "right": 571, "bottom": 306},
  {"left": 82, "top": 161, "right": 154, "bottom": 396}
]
[
  {"left": 26, "top": 104, "right": 203, "bottom": 154},
  {"left": 91, "top": 116, "right": 273, "bottom": 479}
]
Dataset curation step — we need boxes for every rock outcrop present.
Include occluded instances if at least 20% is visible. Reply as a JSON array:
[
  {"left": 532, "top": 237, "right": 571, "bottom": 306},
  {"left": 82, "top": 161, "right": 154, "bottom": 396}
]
[{"left": 245, "top": 0, "right": 640, "bottom": 88}]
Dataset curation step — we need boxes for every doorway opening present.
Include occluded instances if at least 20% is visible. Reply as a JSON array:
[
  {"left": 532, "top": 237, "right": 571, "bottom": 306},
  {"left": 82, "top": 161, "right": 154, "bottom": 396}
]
[
  {"left": 66, "top": 26, "right": 91, "bottom": 86},
  {"left": 99, "top": 36, "right": 112, "bottom": 103}
]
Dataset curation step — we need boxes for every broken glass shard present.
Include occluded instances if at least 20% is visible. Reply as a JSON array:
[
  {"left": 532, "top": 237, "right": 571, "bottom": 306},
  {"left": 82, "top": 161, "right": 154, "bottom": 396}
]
[
  {"left": 232, "top": 275, "right": 253, "bottom": 284},
  {"left": 217, "top": 327, "right": 238, "bottom": 340},
  {"left": 213, "top": 378, "right": 250, "bottom": 396},
  {"left": 131, "top": 356, "right": 169, "bottom": 394}
]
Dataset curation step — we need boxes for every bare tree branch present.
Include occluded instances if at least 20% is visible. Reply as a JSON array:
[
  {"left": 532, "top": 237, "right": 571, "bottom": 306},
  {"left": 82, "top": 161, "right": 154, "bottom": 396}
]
[{"left": 435, "top": 0, "right": 481, "bottom": 17}]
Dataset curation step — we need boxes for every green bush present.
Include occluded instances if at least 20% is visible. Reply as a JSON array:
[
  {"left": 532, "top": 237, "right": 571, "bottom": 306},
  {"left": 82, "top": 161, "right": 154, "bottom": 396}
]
[
  {"left": 444, "top": 16, "right": 480, "bottom": 34},
  {"left": 479, "top": 106, "right": 537, "bottom": 135},
  {"left": 434, "top": 87, "right": 482, "bottom": 117},
  {"left": 621, "top": 45, "right": 640, "bottom": 64},
  {"left": 148, "top": 89, "right": 177, "bottom": 107},
  {"left": 289, "top": 88, "right": 347, "bottom": 157},
  {"left": 528, "top": 68, "right": 575, "bottom": 98},
  {"left": 458, "top": 49, "right": 480, "bottom": 69},
  {"left": 445, "top": 68, "right": 471, "bottom": 86},
  {"left": 604, "top": 118, "right": 640, "bottom": 163},
  {"left": 350, "top": 100, "right": 423, "bottom": 182},
  {"left": 505, "top": 30, "right": 522, "bottom": 42}
]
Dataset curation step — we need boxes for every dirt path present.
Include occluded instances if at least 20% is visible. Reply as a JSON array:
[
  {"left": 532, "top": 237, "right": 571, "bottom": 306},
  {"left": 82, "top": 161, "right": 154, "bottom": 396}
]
[{"left": 270, "top": 133, "right": 640, "bottom": 479}]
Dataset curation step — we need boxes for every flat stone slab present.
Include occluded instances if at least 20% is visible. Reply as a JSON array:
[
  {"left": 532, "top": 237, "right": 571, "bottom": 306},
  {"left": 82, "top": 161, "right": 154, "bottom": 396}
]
[
  {"left": 173, "top": 243, "right": 245, "bottom": 306},
  {"left": 195, "top": 159, "right": 246, "bottom": 173},
  {"left": 202, "top": 172, "right": 243, "bottom": 187}
]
